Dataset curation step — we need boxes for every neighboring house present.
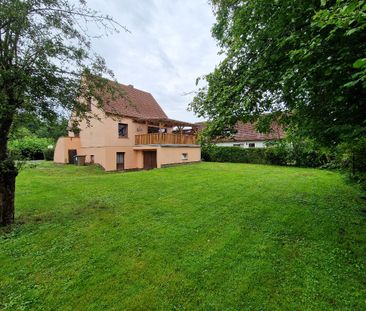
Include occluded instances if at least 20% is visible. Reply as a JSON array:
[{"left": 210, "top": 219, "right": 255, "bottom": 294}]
[
  {"left": 54, "top": 83, "right": 201, "bottom": 171},
  {"left": 196, "top": 121, "right": 285, "bottom": 148}
]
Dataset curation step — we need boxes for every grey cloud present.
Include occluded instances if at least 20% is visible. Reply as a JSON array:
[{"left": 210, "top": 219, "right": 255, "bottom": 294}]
[{"left": 86, "top": 0, "right": 222, "bottom": 122}]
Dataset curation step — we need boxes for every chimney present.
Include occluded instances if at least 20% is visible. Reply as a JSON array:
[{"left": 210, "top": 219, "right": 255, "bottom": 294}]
[{"left": 128, "top": 84, "right": 134, "bottom": 88}]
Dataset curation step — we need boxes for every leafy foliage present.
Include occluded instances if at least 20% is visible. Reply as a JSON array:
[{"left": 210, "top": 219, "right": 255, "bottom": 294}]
[
  {"left": 202, "top": 145, "right": 268, "bottom": 164},
  {"left": 313, "top": 0, "right": 366, "bottom": 89},
  {"left": 8, "top": 113, "right": 65, "bottom": 161},
  {"left": 9, "top": 136, "right": 53, "bottom": 160},
  {"left": 202, "top": 143, "right": 329, "bottom": 168},
  {"left": 10, "top": 112, "right": 68, "bottom": 142},
  {"left": 0, "top": 0, "right": 126, "bottom": 225},
  {"left": 0, "top": 0, "right": 126, "bottom": 131},
  {"left": 190, "top": 0, "right": 366, "bottom": 146},
  {"left": 333, "top": 136, "right": 366, "bottom": 188},
  {"left": 43, "top": 147, "right": 55, "bottom": 161}
]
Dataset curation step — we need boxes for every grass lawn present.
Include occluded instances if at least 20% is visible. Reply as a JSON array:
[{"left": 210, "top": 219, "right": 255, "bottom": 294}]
[{"left": 1, "top": 162, "right": 365, "bottom": 310}]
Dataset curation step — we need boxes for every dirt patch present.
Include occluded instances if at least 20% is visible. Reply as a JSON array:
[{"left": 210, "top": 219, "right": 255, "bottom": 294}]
[{"left": 87, "top": 199, "right": 109, "bottom": 210}]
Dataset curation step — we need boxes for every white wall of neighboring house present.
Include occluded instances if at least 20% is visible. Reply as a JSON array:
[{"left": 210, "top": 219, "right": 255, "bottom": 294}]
[{"left": 215, "top": 141, "right": 269, "bottom": 148}]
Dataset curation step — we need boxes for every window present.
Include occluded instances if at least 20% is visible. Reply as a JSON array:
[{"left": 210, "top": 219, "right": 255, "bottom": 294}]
[
  {"left": 118, "top": 123, "right": 128, "bottom": 137},
  {"left": 148, "top": 126, "right": 159, "bottom": 134},
  {"left": 90, "top": 155, "right": 94, "bottom": 163},
  {"left": 182, "top": 153, "right": 188, "bottom": 160},
  {"left": 233, "top": 144, "right": 242, "bottom": 147},
  {"left": 248, "top": 143, "right": 255, "bottom": 148},
  {"left": 148, "top": 126, "right": 167, "bottom": 134}
]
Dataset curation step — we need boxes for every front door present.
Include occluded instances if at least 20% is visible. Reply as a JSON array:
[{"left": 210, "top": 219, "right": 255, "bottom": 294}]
[
  {"left": 143, "top": 151, "right": 157, "bottom": 169},
  {"left": 68, "top": 149, "right": 77, "bottom": 164},
  {"left": 116, "top": 152, "right": 125, "bottom": 171}
]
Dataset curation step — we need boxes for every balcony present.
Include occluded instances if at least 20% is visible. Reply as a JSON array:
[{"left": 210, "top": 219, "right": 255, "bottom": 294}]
[{"left": 135, "top": 133, "right": 198, "bottom": 145}]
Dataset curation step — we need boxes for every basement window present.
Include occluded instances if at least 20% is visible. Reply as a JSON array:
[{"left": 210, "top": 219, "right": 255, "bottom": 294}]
[{"left": 182, "top": 153, "right": 188, "bottom": 160}]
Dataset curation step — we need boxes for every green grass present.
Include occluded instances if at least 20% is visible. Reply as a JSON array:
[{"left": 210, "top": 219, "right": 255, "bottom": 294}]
[{"left": 1, "top": 162, "right": 365, "bottom": 310}]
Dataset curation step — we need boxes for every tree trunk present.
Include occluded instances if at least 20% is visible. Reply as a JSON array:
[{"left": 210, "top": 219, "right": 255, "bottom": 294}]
[
  {"left": 0, "top": 118, "right": 18, "bottom": 226},
  {"left": 0, "top": 158, "right": 17, "bottom": 226}
]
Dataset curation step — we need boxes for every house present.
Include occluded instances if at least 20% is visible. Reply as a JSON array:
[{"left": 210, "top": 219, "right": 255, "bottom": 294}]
[
  {"left": 196, "top": 121, "right": 285, "bottom": 148},
  {"left": 54, "top": 83, "right": 201, "bottom": 171}
]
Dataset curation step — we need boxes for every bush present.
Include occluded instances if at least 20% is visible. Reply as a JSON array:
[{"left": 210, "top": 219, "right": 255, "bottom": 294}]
[
  {"left": 202, "top": 143, "right": 330, "bottom": 168},
  {"left": 265, "top": 144, "right": 288, "bottom": 166},
  {"left": 287, "top": 141, "right": 329, "bottom": 168},
  {"left": 43, "top": 148, "right": 55, "bottom": 161},
  {"left": 9, "top": 137, "right": 53, "bottom": 160},
  {"left": 333, "top": 138, "right": 366, "bottom": 189},
  {"left": 202, "top": 145, "right": 268, "bottom": 165}
]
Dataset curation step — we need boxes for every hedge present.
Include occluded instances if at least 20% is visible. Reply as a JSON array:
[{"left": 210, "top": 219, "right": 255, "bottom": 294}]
[
  {"left": 202, "top": 145, "right": 329, "bottom": 168},
  {"left": 202, "top": 145, "right": 267, "bottom": 164}
]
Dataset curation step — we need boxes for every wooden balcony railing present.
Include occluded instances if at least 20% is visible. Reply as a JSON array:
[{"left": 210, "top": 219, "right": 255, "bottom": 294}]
[{"left": 135, "top": 133, "right": 197, "bottom": 145}]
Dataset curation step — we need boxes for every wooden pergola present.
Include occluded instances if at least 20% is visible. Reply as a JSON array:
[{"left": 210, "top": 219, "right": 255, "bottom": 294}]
[{"left": 134, "top": 117, "right": 198, "bottom": 133}]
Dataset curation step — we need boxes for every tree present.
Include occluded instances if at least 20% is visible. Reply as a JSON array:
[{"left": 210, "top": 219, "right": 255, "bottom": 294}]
[
  {"left": 10, "top": 112, "right": 68, "bottom": 142},
  {"left": 0, "top": 0, "right": 126, "bottom": 226},
  {"left": 190, "top": 0, "right": 366, "bottom": 146}
]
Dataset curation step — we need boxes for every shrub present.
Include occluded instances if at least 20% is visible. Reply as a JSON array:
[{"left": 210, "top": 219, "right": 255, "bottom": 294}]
[
  {"left": 286, "top": 141, "right": 329, "bottom": 168},
  {"left": 201, "top": 145, "right": 213, "bottom": 162},
  {"left": 334, "top": 138, "right": 366, "bottom": 189},
  {"left": 43, "top": 148, "right": 55, "bottom": 161},
  {"left": 265, "top": 144, "right": 288, "bottom": 166},
  {"left": 202, "top": 143, "right": 331, "bottom": 168},
  {"left": 202, "top": 145, "right": 268, "bottom": 165},
  {"left": 9, "top": 137, "right": 53, "bottom": 160}
]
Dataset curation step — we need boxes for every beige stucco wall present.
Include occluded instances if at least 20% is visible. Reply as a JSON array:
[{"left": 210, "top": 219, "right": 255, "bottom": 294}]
[
  {"left": 54, "top": 100, "right": 201, "bottom": 171},
  {"left": 54, "top": 137, "right": 81, "bottom": 163},
  {"left": 78, "top": 145, "right": 201, "bottom": 171},
  {"left": 103, "top": 147, "right": 137, "bottom": 171},
  {"left": 133, "top": 145, "right": 201, "bottom": 168},
  {"left": 72, "top": 102, "right": 173, "bottom": 148},
  {"left": 78, "top": 147, "right": 107, "bottom": 168},
  {"left": 157, "top": 146, "right": 201, "bottom": 167},
  {"left": 68, "top": 102, "right": 148, "bottom": 147}
]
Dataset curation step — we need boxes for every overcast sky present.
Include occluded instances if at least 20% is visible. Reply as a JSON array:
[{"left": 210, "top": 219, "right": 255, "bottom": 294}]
[{"left": 86, "top": 0, "right": 221, "bottom": 122}]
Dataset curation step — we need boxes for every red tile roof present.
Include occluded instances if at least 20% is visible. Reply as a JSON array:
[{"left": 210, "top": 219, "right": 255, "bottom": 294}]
[
  {"left": 103, "top": 83, "right": 168, "bottom": 120},
  {"left": 233, "top": 122, "right": 284, "bottom": 141},
  {"left": 196, "top": 121, "right": 285, "bottom": 141}
]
